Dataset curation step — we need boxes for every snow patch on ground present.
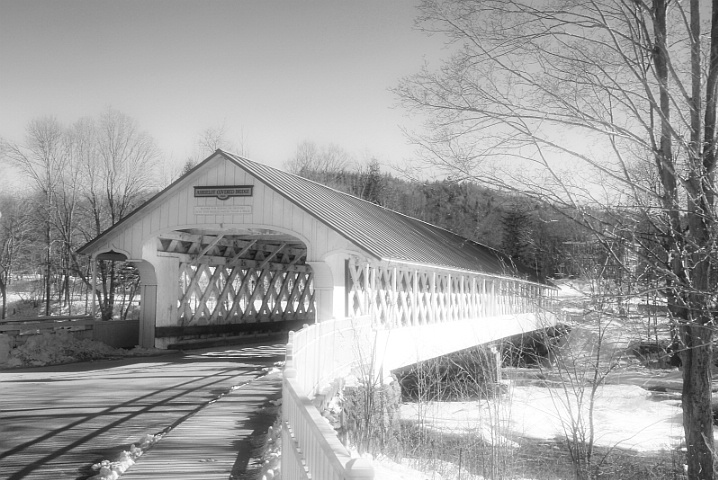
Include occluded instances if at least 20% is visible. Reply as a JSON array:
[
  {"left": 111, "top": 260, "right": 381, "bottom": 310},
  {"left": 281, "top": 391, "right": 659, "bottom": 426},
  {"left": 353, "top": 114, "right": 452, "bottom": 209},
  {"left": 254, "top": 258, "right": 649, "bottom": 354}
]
[
  {"left": 0, "top": 330, "right": 167, "bottom": 368},
  {"left": 553, "top": 280, "right": 587, "bottom": 298},
  {"left": 257, "top": 407, "right": 282, "bottom": 480},
  {"left": 87, "top": 434, "right": 163, "bottom": 480},
  {"left": 371, "top": 454, "right": 452, "bottom": 479},
  {"left": 401, "top": 383, "right": 685, "bottom": 452},
  {"left": 372, "top": 455, "right": 539, "bottom": 480}
]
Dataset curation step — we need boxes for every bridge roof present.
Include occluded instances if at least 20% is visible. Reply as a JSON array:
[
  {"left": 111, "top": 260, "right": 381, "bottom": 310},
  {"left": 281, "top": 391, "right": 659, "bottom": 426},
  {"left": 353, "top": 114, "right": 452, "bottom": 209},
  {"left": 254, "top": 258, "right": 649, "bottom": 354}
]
[
  {"left": 79, "top": 150, "right": 537, "bottom": 280},
  {"left": 220, "top": 151, "right": 530, "bottom": 279}
]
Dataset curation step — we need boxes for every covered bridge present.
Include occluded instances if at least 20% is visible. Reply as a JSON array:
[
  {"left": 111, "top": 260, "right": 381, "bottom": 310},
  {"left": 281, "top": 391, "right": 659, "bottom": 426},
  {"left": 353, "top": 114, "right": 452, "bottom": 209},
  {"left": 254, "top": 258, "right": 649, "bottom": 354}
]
[{"left": 78, "top": 150, "right": 554, "bottom": 351}]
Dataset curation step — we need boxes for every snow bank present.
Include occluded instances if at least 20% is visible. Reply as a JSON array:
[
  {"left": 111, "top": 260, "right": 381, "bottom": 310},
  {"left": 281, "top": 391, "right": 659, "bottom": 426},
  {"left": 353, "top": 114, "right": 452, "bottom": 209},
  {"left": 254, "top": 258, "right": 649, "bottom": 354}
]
[
  {"left": 372, "top": 455, "right": 541, "bottom": 480},
  {"left": 2, "top": 331, "right": 117, "bottom": 367},
  {"left": 401, "top": 383, "right": 685, "bottom": 452},
  {"left": 0, "top": 330, "right": 164, "bottom": 368},
  {"left": 87, "top": 433, "right": 163, "bottom": 480},
  {"left": 554, "top": 280, "right": 587, "bottom": 298},
  {"left": 257, "top": 404, "right": 282, "bottom": 480}
]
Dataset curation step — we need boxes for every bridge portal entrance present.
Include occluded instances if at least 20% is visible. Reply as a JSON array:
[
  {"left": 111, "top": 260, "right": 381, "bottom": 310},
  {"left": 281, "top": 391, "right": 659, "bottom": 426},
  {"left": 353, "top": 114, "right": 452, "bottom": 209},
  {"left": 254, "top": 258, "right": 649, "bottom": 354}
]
[{"left": 155, "top": 228, "right": 314, "bottom": 342}]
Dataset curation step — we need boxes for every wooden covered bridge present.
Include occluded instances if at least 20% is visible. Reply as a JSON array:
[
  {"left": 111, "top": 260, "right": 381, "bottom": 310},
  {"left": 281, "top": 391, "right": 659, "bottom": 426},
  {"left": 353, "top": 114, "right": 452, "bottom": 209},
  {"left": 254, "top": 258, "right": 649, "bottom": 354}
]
[
  {"left": 80, "top": 150, "right": 558, "bottom": 479},
  {"left": 79, "top": 150, "right": 556, "bottom": 363}
]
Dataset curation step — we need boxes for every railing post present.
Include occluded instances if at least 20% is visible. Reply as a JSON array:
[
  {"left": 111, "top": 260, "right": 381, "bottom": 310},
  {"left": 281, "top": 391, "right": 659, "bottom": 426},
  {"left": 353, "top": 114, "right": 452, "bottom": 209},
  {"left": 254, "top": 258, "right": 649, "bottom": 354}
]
[
  {"left": 281, "top": 364, "right": 296, "bottom": 480},
  {"left": 412, "top": 270, "right": 419, "bottom": 326},
  {"left": 430, "top": 272, "right": 436, "bottom": 323},
  {"left": 345, "top": 458, "right": 375, "bottom": 480},
  {"left": 491, "top": 279, "right": 496, "bottom": 316},
  {"left": 286, "top": 330, "right": 295, "bottom": 360}
]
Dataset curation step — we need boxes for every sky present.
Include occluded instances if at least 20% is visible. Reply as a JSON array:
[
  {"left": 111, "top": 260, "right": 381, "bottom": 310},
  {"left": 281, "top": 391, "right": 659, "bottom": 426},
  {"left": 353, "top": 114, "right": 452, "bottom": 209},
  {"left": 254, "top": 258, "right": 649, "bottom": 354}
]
[{"left": 0, "top": 0, "right": 448, "bottom": 184}]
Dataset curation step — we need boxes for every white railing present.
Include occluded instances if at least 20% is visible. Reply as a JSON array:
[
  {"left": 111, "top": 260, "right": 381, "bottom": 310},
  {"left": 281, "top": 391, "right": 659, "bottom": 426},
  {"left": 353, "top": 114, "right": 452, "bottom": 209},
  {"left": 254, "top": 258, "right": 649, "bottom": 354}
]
[
  {"left": 282, "top": 317, "right": 375, "bottom": 480},
  {"left": 346, "top": 259, "right": 556, "bottom": 328},
  {"left": 288, "top": 316, "right": 375, "bottom": 396},
  {"left": 281, "top": 290, "right": 558, "bottom": 480}
]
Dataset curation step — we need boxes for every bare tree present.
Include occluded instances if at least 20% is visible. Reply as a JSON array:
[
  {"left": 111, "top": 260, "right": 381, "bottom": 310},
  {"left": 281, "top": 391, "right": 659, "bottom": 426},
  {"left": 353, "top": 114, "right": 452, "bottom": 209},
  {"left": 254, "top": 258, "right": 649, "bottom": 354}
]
[
  {"left": 50, "top": 122, "right": 89, "bottom": 311},
  {"left": 2, "top": 110, "right": 159, "bottom": 321},
  {"left": 396, "top": 0, "right": 718, "bottom": 477},
  {"left": 180, "top": 122, "right": 247, "bottom": 176},
  {"left": 95, "top": 108, "right": 158, "bottom": 224},
  {"left": 197, "top": 121, "right": 246, "bottom": 155},
  {"left": 0, "top": 194, "right": 34, "bottom": 318},
  {"left": 284, "top": 140, "right": 352, "bottom": 183},
  {"left": 3, "top": 117, "right": 68, "bottom": 315},
  {"left": 83, "top": 108, "right": 159, "bottom": 320}
]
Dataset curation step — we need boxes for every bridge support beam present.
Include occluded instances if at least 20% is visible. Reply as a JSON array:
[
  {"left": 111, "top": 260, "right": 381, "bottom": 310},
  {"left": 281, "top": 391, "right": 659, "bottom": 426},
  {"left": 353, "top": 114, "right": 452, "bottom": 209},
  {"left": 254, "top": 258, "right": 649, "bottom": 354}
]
[
  {"left": 308, "top": 255, "right": 347, "bottom": 322},
  {"left": 141, "top": 245, "right": 180, "bottom": 349},
  {"left": 133, "top": 259, "right": 157, "bottom": 349}
]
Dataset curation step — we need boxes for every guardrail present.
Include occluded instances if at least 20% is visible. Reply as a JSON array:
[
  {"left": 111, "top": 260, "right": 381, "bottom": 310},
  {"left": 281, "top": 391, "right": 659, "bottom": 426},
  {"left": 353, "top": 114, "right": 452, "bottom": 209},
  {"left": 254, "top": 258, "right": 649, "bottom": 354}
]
[
  {"left": 0, "top": 316, "right": 139, "bottom": 349},
  {"left": 0, "top": 315, "right": 94, "bottom": 334},
  {"left": 282, "top": 317, "right": 375, "bottom": 480}
]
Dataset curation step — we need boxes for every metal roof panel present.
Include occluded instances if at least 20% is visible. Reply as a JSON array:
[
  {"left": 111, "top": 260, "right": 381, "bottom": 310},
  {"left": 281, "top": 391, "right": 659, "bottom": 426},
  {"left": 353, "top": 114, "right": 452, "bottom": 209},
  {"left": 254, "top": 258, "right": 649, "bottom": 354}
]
[{"left": 220, "top": 151, "right": 531, "bottom": 279}]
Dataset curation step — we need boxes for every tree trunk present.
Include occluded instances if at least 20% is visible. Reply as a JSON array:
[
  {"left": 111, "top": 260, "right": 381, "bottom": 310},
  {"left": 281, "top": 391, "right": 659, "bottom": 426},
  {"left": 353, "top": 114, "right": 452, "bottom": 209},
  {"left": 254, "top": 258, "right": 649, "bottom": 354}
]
[
  {"left": 681, "top": 322, "right": 715, "bottom": 479},
  {"left": 45, "top": 221, "right": 51, "bottom": 316},
  {"left": 0, "top": 277, "right": 6, "bottom": 320}
]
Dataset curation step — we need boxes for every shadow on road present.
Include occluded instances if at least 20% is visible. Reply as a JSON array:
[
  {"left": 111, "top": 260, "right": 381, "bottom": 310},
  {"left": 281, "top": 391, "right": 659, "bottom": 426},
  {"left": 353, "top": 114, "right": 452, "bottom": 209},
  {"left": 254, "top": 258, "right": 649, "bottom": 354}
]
[{"left": 0, "top": 342, "right": 286, "bottom": 480}]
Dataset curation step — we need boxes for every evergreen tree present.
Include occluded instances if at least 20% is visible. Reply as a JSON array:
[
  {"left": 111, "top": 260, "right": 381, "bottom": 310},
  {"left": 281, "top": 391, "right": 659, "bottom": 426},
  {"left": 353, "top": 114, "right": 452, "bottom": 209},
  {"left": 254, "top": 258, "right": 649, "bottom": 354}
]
[{"left": 501, "top": 206, "right": 534, "bottom": 269}]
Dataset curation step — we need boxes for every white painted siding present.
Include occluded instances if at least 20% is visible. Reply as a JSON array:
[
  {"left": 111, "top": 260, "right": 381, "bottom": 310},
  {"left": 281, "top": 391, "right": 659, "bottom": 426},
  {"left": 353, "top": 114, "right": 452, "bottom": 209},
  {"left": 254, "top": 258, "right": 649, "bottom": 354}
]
[{"left": 88, "top": 154, "right": 363, "bottom": 263}]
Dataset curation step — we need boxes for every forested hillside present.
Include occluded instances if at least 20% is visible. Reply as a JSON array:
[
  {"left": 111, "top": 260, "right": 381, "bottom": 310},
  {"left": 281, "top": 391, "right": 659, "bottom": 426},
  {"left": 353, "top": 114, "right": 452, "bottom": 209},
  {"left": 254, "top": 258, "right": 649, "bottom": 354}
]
[{"left": 287, "top": 161, "right": 589, "bottom": 279}]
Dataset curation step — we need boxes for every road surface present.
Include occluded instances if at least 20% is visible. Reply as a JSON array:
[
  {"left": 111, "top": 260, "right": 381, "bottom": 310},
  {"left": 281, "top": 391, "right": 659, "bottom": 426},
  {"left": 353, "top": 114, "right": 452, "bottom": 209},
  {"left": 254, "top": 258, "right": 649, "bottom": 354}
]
[{"left": 0, "top": 343, "right": 284, "bottom": 480}]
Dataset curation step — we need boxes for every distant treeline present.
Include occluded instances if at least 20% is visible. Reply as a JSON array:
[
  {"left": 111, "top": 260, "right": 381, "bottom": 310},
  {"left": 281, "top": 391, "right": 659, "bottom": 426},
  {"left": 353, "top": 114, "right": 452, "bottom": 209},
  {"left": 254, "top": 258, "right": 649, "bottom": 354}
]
[{"left": 290, "top": 164, "right": 590, "bottom": 279}]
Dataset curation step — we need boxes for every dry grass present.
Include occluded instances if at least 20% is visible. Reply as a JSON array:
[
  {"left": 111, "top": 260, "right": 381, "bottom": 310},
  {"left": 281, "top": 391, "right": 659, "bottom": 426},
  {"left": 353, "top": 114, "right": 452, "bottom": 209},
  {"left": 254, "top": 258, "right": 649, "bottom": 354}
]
[{"left": 396, "top": 422, "right": 686, "bottom": 480}]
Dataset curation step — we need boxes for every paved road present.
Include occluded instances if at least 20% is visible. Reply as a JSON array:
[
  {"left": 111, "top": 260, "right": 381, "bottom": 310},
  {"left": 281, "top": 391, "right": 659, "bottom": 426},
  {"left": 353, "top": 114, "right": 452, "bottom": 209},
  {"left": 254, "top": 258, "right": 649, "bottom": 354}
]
[{"left": 0, "top": 342, "right": 285, "bottom": 480}]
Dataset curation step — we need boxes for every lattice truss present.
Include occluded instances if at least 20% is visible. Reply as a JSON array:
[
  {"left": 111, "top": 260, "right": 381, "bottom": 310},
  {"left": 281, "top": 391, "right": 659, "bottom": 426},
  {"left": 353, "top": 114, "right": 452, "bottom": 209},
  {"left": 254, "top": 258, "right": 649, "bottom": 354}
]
[
  {"left": 347, "top": 258, "right": 550, "bottom": 328},
  {"left": 157, "top": 232, "right": 315, "bottom": 326}
]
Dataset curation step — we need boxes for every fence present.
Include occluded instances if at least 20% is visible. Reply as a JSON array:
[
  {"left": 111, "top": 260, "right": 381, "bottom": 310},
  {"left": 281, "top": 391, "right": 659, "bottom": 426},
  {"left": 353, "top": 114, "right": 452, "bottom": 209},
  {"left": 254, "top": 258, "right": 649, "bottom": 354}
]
[
  {"left": 0, "top": 316, "right": 139, "bottom": 349},
  {"left": 282, "top": 316, "right": 375, "bottom": 480}
]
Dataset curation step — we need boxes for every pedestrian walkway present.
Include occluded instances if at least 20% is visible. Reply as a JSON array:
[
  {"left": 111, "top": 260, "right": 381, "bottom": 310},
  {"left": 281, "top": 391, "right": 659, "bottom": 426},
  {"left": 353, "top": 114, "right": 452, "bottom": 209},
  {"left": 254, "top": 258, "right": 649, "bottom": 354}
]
[{"left": 121, "top": 371, "right": 281, "bottom": 480}]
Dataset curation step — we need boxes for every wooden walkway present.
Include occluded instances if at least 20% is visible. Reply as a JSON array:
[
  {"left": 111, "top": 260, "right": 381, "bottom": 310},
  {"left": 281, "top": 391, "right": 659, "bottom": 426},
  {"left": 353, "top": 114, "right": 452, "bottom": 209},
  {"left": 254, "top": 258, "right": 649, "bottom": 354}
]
[{"left": 0, "top": 343, "right": 284, "bottom": 480}]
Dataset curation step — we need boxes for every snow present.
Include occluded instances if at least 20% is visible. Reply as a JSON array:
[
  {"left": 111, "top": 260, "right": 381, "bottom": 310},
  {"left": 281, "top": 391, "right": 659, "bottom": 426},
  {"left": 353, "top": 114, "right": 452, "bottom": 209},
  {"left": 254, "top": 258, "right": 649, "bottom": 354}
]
[
  {"left": 371, "top": 455, "right": 539, "bottom": 480},
  {"left": 400, "top": 383, "right": 685, "bottom": 452},
  {"left": 4, "top": 292, "right": 25, "bottom": 303},
  {"left": 87, "top": 434, "right": 163, "bottom": 480},
  {"left": 0, "top": 330, "right": 166, "bottom": 368},
  {"left": 371, "top": 454, "right": 458, "bottom": 480},
  {"left": 554, "top": 281, "right": 586, "bottom": 298},
  {"left": 258, "top": 416, "right": 282, "bottom": 480}
]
